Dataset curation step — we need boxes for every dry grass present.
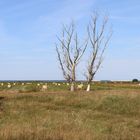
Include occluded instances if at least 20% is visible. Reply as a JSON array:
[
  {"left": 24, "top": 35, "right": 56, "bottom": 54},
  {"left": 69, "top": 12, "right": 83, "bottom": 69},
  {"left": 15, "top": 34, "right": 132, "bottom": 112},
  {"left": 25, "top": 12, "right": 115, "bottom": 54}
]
[{"left": 0, "top": 89, "right": 140, "bottom": 140}]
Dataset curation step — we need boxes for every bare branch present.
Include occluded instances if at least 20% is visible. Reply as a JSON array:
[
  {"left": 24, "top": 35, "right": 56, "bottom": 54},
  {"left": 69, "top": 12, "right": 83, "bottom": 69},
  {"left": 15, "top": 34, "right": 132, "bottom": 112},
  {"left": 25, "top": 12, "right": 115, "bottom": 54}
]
[
  {"left": 56, "top": 22, "right": 87, "bottom": 91},
  {"left": 85, "top": 12, "right": 112, "bottom": 90}
]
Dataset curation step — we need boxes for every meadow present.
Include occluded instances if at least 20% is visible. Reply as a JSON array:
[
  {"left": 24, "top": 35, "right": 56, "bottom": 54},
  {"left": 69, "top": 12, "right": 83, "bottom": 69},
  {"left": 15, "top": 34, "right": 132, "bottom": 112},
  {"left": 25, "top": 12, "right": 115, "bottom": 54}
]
[{"left": 0, "top": 82, "right": 140, "bottom": 140}]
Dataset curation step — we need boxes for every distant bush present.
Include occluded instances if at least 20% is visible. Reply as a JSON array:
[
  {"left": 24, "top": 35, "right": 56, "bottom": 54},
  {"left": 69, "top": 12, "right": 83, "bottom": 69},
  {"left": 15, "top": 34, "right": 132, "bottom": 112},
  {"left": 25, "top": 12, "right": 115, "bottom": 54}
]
[{"left": 132, "top": 79, "right": 139, "bottom": 83}]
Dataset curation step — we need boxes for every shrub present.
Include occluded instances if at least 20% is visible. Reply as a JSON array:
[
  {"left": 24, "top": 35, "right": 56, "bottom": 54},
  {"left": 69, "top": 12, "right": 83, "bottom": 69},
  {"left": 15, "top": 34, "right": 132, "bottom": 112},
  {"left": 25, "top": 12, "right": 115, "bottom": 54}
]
[{"left": 132, "top": 79, "right": 139, "bottom": 83}]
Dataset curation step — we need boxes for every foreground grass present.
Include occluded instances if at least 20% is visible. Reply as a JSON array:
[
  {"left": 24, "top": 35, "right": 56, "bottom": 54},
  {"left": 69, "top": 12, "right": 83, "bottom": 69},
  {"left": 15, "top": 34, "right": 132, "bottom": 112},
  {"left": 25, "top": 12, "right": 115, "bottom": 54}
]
[{"left": 0, "top": 90, "right": 140, "bottom": 140}]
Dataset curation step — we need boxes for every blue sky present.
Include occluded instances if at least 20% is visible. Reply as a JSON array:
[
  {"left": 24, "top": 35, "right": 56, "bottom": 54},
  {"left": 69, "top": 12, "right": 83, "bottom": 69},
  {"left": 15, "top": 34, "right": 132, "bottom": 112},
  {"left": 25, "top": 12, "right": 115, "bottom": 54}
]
[{"left": 0, "top": 0, "right": 140, "bottom": 81}]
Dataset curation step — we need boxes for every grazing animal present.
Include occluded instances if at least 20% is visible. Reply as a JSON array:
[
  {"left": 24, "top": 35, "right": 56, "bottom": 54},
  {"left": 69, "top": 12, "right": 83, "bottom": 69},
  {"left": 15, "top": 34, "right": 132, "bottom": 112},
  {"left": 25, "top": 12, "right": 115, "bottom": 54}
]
[
  {"left": 42, "top": 85, "right": 48, "bottom": 91},
  {"left": 7, "top": 84, "right": 11, "bottom": 88},
  {"left": 77, "top": 84, "right": 84, "bottom": 90},
  {"left": 37, "top": 84, "right": 40, "bottom": 86}
]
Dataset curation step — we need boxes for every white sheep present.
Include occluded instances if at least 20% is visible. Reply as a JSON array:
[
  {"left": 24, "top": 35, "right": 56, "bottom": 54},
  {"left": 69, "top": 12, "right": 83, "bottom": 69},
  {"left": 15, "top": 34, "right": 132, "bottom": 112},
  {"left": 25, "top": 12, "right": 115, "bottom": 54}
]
[
  {"left": 42, "top": 84, "right": 48, "bottom": 91},
  {"left": 13, "top": 83, "right": 16, "bottom": 86},
  {"left": 77, "top": 84, "right": 84, "bottom": 90},
  {"left": 7, "top": 84, "right": 11, "bottom": 88}
]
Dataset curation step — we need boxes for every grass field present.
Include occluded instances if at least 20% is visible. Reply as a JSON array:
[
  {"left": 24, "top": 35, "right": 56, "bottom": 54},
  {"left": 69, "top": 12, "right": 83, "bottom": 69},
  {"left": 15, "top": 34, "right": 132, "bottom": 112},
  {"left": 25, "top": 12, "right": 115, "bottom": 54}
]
[{"left": 0, "top": 84, "right": 140, "bottom": 140}]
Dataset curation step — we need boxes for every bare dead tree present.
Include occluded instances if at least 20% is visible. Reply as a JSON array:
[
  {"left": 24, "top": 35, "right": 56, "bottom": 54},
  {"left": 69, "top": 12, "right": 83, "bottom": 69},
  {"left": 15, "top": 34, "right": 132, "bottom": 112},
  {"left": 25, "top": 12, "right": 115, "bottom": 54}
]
[
  {"left": 56, "top": 23, "right": 87, "bottom": 91},
  {"left": 85, "top": 13, "right": 112, "bottom": 91}
]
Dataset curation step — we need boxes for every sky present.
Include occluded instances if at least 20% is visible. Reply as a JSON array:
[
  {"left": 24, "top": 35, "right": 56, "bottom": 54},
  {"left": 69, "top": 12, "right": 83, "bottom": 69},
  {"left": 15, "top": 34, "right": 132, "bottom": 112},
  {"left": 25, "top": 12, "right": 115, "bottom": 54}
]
[{"left": 0, "top": 0, "right": 140, "bottom": 81}]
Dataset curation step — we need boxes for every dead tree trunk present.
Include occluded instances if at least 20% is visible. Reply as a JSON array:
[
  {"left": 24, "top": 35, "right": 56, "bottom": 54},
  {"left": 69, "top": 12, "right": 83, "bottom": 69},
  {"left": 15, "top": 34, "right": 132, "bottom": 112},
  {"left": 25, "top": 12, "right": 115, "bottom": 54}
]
[
  {"left": 85, "top": 13, "right": 112, "bottom": 92},
  {"left": 86, "top": 83, "right": 91, "bottom": 92},
  {"left": 56, "top": 22, "right": 87, "bottom": 91}
]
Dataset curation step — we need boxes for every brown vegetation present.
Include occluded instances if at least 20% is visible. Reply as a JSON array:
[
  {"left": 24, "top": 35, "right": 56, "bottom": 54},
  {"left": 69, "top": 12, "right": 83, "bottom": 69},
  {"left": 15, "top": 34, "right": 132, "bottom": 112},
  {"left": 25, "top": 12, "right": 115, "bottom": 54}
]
[{"left": 0, "top": 89, "right": 140, "bottom": 140}]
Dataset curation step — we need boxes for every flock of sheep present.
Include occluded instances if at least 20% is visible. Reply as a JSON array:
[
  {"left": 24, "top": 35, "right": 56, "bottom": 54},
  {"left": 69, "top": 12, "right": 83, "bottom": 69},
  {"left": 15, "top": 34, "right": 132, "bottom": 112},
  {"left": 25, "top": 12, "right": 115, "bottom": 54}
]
[
  {"left": 0, "top": 82, "right": 140, "bottom": 92},
  {"left": 0, "top": 82, "right": 84, "bottom": 91}
]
